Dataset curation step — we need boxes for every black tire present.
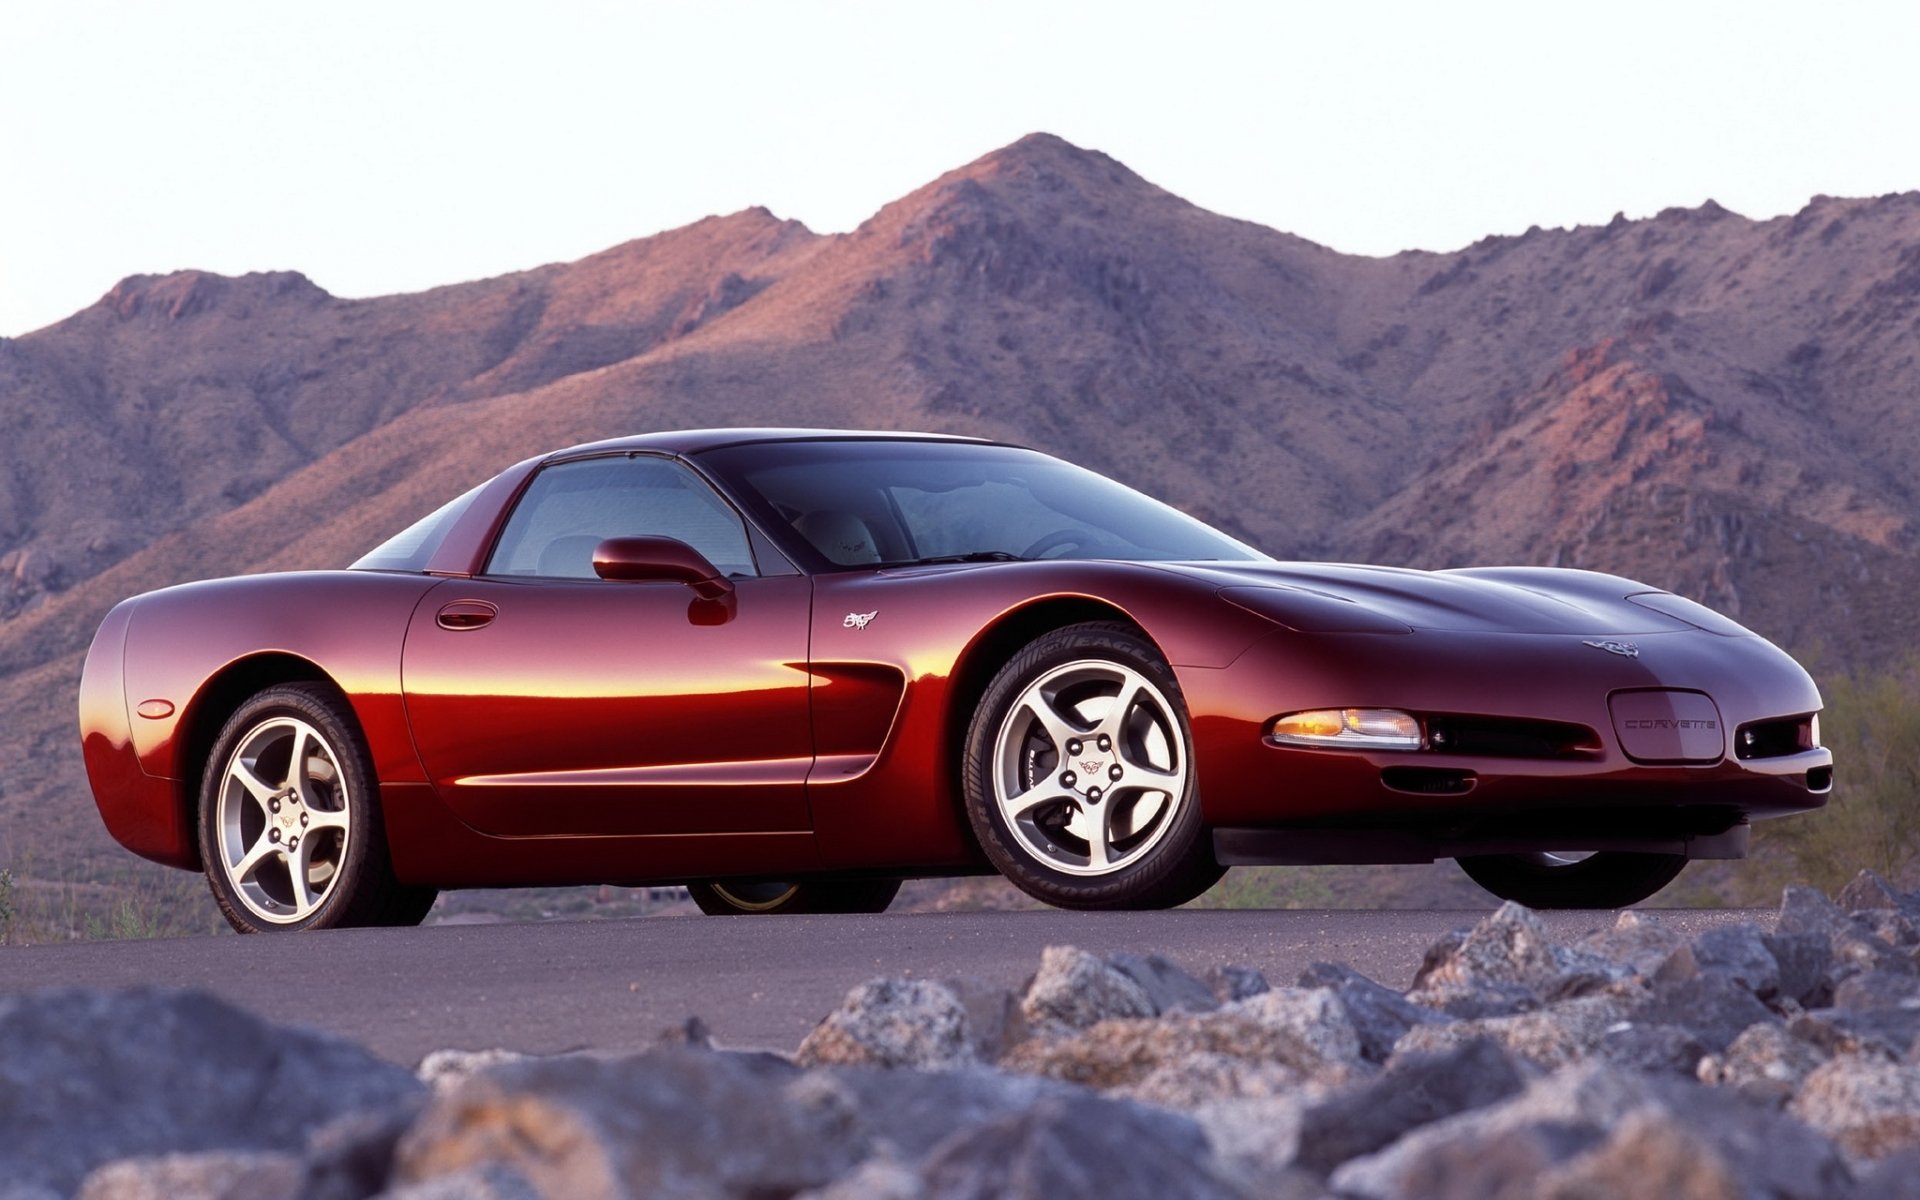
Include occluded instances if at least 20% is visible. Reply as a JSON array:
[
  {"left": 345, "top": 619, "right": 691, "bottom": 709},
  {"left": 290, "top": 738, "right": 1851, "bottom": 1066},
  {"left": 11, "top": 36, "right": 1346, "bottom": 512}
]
[
  {"left": 1455, "top": 851, "right": 1687, "bottom": 909},
  {"left": 686, "top": 878, "right": 901, "bottom": 915},
  {"left": 963, "top": 621, "right": 1224, "bottom": 910},
  {"left": 197, "top": 683, "right": 438, "bottom": 933}
]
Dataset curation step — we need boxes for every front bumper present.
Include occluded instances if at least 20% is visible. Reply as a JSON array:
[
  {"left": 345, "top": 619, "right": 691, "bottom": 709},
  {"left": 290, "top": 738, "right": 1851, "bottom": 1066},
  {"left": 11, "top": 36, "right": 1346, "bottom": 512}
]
[{"left": 1183, "top": 626, "right": 1832, "bottom": 855}]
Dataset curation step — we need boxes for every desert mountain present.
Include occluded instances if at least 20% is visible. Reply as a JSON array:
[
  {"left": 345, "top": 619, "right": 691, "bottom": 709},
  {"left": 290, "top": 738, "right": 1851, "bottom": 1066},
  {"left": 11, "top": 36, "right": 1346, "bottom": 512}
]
[{"left": 3, "top": 132, "right": 1917, "bottom": 883}]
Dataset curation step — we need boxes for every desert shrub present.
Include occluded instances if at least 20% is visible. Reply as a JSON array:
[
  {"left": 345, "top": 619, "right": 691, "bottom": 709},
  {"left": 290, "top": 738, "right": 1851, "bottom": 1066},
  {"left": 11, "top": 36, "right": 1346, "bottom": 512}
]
[
  {"left": 1754, "top": 656, "right": 1920, "bottom": 895},
  {"left": 0, "top": 867, "right": 15, "bottom": 944}
]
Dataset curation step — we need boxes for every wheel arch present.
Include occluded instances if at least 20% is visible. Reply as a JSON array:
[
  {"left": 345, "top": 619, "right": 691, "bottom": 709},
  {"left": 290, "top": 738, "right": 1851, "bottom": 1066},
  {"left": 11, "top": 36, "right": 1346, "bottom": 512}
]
[
  {"left": 176, "top": 653, "right": 350, "bottom": 841},
  {"left": 943, "top": 596, "right": 1160, "bottom": 830}
]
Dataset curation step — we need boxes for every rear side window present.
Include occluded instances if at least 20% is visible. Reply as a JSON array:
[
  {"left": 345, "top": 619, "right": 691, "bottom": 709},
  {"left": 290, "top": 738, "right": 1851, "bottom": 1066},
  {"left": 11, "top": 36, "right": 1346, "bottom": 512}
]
[
  {"left": 351, "top": 484, "right": 485, "bottom": 572},
  {"left": 486, "top": 456, "right": 757, "bottom": 579}
]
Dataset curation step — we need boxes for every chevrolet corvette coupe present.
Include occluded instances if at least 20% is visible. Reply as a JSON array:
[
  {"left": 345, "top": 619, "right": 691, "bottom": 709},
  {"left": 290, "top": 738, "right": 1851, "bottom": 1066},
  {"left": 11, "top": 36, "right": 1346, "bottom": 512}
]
[{"left": 80, "top": 429, "right": 1831, "bottom": 931}]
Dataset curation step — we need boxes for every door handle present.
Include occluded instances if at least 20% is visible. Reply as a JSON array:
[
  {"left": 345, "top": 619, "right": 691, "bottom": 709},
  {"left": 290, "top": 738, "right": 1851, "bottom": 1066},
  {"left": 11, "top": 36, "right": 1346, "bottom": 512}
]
[{"left": 436, "top": 600, "right": 497, "bottom": 631}]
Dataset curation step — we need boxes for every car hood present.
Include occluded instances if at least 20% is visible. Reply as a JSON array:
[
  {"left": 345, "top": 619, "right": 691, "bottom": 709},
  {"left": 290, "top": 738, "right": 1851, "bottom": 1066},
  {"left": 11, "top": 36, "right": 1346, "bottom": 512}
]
[{"left": 1151, "top": 561, "right": 1713, "bottom": 636}]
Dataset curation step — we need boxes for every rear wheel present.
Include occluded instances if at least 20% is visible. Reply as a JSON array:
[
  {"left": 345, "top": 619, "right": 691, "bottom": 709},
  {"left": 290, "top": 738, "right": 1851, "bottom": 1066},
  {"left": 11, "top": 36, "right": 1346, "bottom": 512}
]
[
  {"left": 964, "top": 621, "right": 1223, "bottom": 910},
  {"left": 686, "top": 878, "right": 900, "bottom": 915},
  {"left": 198, "top": 684, "right": 437, "bottom": 932},
  {"left": 1455, "top": 851, "right": 1687, "bottom": 909}
]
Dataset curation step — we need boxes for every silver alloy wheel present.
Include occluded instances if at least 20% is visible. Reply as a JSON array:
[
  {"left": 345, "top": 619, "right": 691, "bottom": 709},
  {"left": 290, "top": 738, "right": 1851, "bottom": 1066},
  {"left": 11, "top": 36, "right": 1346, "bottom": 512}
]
[
  {"left": 991, "top": 658, "right": 1188, "bottom": 876},
  {"left": 708, "top": 881, "right": 800, "bottom": 912},
  {"left": 214, "top": 715, "right": 353, "bottom": 926}
]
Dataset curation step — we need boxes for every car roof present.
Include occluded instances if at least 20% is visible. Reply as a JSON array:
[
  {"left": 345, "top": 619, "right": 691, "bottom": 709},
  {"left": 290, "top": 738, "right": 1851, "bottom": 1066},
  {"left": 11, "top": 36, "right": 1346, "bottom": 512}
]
[{"left": 547, "top": 428, "right": 1001, "bottom": 460}]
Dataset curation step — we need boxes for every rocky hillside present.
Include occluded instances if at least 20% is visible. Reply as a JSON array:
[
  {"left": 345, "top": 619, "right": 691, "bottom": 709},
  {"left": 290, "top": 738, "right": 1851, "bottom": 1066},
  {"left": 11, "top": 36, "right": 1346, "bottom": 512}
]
[
  {"left": 3, "top": 132, "right": 1917, "bottom": 886},
  {"left": 8, "top": 875, "right": 1920, "bottom": 1196}
]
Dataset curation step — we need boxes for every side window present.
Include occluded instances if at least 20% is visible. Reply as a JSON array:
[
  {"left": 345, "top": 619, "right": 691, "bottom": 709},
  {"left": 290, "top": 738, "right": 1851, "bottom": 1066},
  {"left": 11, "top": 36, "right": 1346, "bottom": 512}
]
[{"left": 486, "top": 457, "right": 758, "bottom": 579}]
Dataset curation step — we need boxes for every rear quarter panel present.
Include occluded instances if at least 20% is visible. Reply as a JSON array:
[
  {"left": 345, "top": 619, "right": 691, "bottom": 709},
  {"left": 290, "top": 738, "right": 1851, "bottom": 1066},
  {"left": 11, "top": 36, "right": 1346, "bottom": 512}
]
[{"left": 94, "top": 572, "right": 443, "bottom": 867}]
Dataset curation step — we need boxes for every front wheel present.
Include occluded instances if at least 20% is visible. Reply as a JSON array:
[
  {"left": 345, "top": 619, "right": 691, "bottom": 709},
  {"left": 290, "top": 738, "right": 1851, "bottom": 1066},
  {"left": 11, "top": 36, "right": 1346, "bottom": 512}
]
[
  {"left": 198, "top": 684, "right": 437, "bottom": 933},
  {"left": 963, "top": 621, "right": 1224, "bottom": 910},
  {"left": 1455, "top": 851, "right": 1687, "bottom": 909},
  {"left": 686, "top": 878, "right": 901, "bottom": 915}
]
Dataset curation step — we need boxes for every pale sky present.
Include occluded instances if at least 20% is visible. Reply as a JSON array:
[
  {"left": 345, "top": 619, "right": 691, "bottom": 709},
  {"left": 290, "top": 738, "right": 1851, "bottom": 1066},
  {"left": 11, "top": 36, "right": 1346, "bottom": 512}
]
[{"left": 3, "top": 0, "right": 1917, "bottom": 337}]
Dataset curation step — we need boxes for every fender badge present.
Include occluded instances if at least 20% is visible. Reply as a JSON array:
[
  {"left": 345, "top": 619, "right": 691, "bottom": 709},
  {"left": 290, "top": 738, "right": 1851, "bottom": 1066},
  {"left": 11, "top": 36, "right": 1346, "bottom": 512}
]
[
  {"left": 843, "top": 610, "right": 878, "bottom": 630},
  {"left": 1583, "top": 639, "right": 1640, "bottom": 658}
]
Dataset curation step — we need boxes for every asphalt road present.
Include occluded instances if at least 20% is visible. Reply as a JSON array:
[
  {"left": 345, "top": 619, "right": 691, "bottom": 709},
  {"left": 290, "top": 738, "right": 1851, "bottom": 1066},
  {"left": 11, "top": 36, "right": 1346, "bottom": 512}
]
[{"left": 0, "top": 908, "right": 1771, "bottom": 1064}]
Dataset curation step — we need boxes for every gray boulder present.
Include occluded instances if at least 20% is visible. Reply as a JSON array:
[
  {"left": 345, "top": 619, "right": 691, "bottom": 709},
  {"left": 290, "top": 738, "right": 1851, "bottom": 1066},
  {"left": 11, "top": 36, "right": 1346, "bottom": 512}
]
[
  {"left": 796, "top": 978, "right": 975, "bottom": 1070},
  {"left": 417, "top": 1049, "right": 532, "bottom": 1094},
  {"left": 1107, "top": 951, "right": 1218, "bottom": 1015},
  {"left": 1837, "top": 967, "right": 1920, "bottom": 1014},
  {"left": 1000, "top": 992, "right": 1362, "bottom": 1103},
  {"left": 916, "top": 1093, "right": 1252, "bottom": 1200},
  {"left": 75, "top": 1152, "right": 301, "bottom": 1200},
  {"left": 1291, "top": 1038, "right": 1525, "bottom": 1175},
  {"left": 1296, "top": 962, "right": 1446, "bottom": 1064},
  {"left": 1840, "top": 870, "right": 1920, "bottom": 923},
  {"left": 1779, "top": 885, "right": 1906, "bottom": 982},
  {"left": 1409, "top": 903, "right": 1625, "bottom": 1000},
  {"left": 1764, "top": 930, "right": 1836, "bottom": 1008},
  {"left": 1592, "top": 1021, "right": 1710, "bottom": 1077},
  {"left": 1227, "top": 988, "right": 1364, "bottom": 1069},
  {"left": 377, "top": 1164, "right": 541, "bottom": 1200},
  {"left": 391, "top": 1049, "right": 857, "bottom": 1199},
  {"left": 1573, "top": 910, "right": 1688, "bottom": 980},
  {"left": 1205, "top": 964, "right": 1271, "bottom": 1004},
  {"left": 1657, "top": 922, "right": 1781, "bottom": 998},
  {"left": 1528, "top": 1107, "right": 1760, "bottom": 1200},
  {"left": 1331, "top": 1063, "right": 1670, "bottom": 1196},
  {"left": 1020, "top": 946, "right": 1154, "bottom": 1030},
  {"left": 0, "top": 988, "right": 423, "bottom": 1197},
  {"left": 1393, "top": 994, "right": 1631, "bottom": 1071},
  {"left": 937, "top": 977, "right": 1027, "bottom": 1063},
  {"left": 1790, "top": 1056, "right": 1920, "bottom": 1165},
  {"left": 1856, "top": 1147, "right": 1920, "bottom": 1200},
  {"left": 1698, "top": 1022, "right": 1832, "bottom": 1106},
  {"left": 1861, "top": 909, "right": 1920, "bottom": 949},
  {"left": 794, "top": 1157, "right": 926, "bottom": 1200},
  {"left": 1630, "top": 971, "right": 1779, "bottom": 1053},
  {"left": 1335, "top": 1062, "right": 1845, "bottom": 1200},
  {"left": 1782, "top": 968, "right": 1920, "bottom": 1061},
  {"left": 302, "top": 1103, "right": 426, "bottom": 1200},
  {"left": 798, "top": 1067, "right": 1083, "bottom": 1162},
  {"left": 1793, "top": 1008, "right": 1920, "bottom": 1062},
  {"left": 1337, "top": 1120, "right": 1604, "bottom": 1200}
]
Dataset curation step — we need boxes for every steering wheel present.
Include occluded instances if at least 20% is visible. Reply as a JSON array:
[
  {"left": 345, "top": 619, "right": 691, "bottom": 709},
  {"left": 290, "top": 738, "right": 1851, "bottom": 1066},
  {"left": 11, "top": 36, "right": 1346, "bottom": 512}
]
[{"left": 1022, "top": 528, "right": 1098, "bottom": 559}]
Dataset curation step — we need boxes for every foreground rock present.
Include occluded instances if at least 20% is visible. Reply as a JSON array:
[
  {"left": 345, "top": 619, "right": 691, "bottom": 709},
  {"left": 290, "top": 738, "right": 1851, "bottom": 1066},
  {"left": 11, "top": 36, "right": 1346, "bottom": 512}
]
[
  {"left": 27, "top": 869, "right": 1920, "bottom": 1199},
  {"left": 0, "top": 988, "right": 421, "bottom": 1197}
]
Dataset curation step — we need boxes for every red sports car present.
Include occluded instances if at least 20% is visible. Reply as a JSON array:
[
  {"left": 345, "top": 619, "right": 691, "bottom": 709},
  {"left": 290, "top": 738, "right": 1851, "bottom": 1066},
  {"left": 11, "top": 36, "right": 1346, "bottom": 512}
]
[{"left": 80, "top": 430, "right": 1830, "bottom": 931}]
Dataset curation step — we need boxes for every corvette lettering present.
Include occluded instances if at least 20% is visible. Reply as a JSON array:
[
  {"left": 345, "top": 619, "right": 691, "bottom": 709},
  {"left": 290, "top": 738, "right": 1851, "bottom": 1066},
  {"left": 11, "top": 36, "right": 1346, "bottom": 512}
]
[
  {"left": 1624, "top": 719, "right": 1718, "bottom": 730},
  {"left": 843, "top": 610, "right": 878, "bottom": 630}
]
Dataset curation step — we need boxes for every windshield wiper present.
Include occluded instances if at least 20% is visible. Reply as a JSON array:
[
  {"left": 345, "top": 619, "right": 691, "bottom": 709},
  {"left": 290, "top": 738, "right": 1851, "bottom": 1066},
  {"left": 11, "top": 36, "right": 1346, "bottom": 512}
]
[{"left": 879, "top": 551, "right": 1028, "bottom": 567}]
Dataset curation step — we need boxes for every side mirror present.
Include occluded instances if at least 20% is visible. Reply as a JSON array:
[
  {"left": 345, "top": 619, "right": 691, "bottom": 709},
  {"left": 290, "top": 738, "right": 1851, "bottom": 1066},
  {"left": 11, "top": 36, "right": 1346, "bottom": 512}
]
[{"left": 592, "top": 537, "right": 735, "bottom": 599}]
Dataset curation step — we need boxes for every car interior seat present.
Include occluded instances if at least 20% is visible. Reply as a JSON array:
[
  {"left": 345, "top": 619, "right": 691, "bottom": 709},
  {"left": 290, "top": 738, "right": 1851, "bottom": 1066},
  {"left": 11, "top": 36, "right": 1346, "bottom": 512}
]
[{"left": 794, "top": 510, "right": 884, "bottom": 566}]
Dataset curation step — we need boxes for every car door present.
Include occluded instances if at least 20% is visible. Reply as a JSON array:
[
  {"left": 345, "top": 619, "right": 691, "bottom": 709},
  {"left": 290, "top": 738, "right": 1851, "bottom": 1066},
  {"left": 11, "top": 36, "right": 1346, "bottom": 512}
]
[{"left": 401, "top": 453, "right": 814, "bottom": 838}]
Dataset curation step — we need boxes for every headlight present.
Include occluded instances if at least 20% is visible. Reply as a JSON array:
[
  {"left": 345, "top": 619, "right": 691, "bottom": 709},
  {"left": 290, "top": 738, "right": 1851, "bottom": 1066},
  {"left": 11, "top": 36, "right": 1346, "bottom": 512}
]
[{"left": 1269, "top": 708, "right": 1422, "bottom": 750}]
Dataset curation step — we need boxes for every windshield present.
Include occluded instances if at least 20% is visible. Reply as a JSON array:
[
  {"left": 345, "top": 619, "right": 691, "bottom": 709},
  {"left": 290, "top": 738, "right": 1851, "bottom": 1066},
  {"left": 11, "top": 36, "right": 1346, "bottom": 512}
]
[{"left": 701, "top": 440, "right": 1264, "bottom": 570}]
